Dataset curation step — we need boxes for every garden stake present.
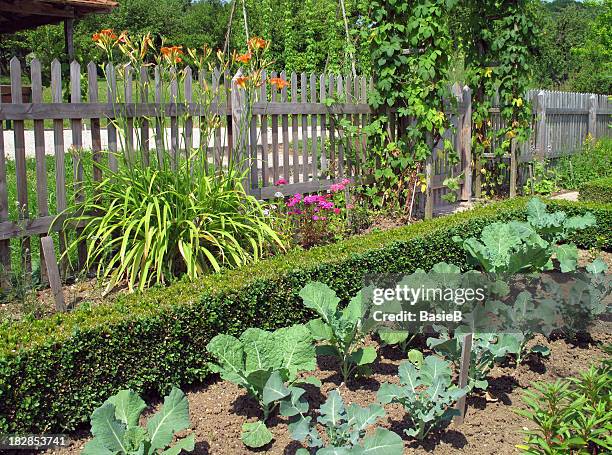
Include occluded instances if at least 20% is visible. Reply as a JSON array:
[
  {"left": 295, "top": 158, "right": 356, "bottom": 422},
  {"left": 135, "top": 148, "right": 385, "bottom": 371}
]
[
  {"left": 454, "top": 333, "right": 473, "bottom": 425},
  {"left": 41, "top": 236, "right": 66, "bottom": 312}
]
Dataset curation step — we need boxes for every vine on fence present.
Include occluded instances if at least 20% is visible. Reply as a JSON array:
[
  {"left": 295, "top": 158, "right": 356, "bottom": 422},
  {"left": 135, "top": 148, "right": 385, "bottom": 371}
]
[
  {"left": 364, "top": 0, "right": 459, "bottom": 213},
  {"left": 459, "top": 0, "right": 539, "bottom": 197}
]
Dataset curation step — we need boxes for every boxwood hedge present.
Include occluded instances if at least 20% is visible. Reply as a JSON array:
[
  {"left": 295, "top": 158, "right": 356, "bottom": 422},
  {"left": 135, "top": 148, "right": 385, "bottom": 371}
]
[
  {"left": 579, "top": 177, "right": 612, "bottom": 204},
  {"left": 0, "top": 198, "right": 610, "bottom": 433}
]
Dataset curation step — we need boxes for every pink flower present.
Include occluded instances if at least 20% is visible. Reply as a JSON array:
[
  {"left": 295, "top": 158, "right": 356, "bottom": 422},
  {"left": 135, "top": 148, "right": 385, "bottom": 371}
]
[
  {"left": 318, "top": 200, "right": 334, "bottom": 210},
  {"left": 347, "top": 204, "right": 354, "bottom": 209},
  {"left": 312, "top": 215, "right": 320, "bottom": 221},
  {"left": 334, "top": 208, "right": 341, "bottom": 214},
  {"left": 287, "top": 193, "right": 303, "bottom": 207},
  {"left": 330, "top": 183, "right": 345, "bottom": 193},
  {"left": 342, "top": 178, "right": 350, "bottom": 185},
  {"left": 304, "top": 195, "right": 322, "bottom": 205},
  {"left": 275, "top": 178, "right": 288, "bottom": 186}
]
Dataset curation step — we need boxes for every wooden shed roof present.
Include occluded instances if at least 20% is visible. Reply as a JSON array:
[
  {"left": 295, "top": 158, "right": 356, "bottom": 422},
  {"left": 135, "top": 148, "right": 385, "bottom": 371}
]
[{"left": 0, "top": 0, "right": 117, "bottom": 34}]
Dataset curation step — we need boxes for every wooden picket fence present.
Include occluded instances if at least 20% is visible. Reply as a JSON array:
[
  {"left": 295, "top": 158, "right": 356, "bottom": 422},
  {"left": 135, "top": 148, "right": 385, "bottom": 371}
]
[{"left": 0, "top": 56, "right": 610, "bottom": 286}]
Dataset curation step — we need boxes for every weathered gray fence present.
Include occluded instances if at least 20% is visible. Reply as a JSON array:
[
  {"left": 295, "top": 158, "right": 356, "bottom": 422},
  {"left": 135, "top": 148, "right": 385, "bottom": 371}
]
[{"left": 0, "top": 56, "right": 610, "bottom": 284}]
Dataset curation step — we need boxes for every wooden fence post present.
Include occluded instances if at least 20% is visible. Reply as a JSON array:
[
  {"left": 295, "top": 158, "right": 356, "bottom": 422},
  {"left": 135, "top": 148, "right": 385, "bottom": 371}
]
[
  {"left": 535, "top": 90, "right": 546, "bottom": 160},
  {"left": 461, "top": 86, "right": 472, "bottom": 202},
  {"left": 454, "top": 333, "right": 473, "bottom": 425},
  {"left": 588, "top": 94, "right": 597, "bottom": 139}
]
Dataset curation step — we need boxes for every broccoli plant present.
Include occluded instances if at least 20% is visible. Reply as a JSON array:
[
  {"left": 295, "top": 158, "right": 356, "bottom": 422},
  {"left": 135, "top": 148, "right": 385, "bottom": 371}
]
[
  {"left": 82, "top": 388, "right": 195, "bottom": 455},
  {"left": 299, "top": 282, "right": 376, "bottom": 383},
  {"left": 206, "top": 324, "right": 317, "bottom": 448},
  {"left": 287, "top": 389, "right": 404, "bottom": 455},
  {"left": 541, "top": 258, "right": 611, "bottom": 337},
  {"left": 485, "top": 291, "right": 553, "bottom": 365},
  {"left": 377, "top": 355, "right": 465, "bottom": 440},
  {"left": 427, "top": 331, "right": 511, "bottom": 392}
]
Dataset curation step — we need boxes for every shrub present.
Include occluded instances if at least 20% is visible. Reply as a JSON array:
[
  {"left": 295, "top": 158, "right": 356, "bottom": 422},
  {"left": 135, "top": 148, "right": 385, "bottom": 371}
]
[
  {"left": 579, "top": 177, "right": 612, "bottom": 204},
  {"left": 0, "top": 198, "right": 610, "bottom": 433},
  {"left": 555, "top": 138, "right": 612, "bottom": 190}
]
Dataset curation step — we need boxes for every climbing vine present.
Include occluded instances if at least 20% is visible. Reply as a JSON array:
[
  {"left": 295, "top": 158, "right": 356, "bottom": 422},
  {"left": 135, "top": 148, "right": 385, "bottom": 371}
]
[
  {"left": 459, "top": 0, "right": 539, "bottom": 197},
  {"left": 364, "top": 0, "right": 459, "bottom": 212}
]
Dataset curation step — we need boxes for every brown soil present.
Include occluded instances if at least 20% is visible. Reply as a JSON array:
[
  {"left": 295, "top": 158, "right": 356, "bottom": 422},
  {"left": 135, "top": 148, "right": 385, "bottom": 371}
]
[{"left": 47, "top": 321, "right": 611, "bottom": 455}]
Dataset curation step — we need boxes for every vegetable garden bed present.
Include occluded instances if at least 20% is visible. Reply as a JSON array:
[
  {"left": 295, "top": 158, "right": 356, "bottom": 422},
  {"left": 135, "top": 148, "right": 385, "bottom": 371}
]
[{"left": 49, "top": 322, "right": 611, "bottom": 455}]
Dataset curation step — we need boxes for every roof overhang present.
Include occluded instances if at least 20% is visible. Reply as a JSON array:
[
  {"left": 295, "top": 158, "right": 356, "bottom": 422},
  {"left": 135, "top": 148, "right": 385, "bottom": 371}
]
[{"left": 0, "top": 0, "right": 117, "bottom": 34}]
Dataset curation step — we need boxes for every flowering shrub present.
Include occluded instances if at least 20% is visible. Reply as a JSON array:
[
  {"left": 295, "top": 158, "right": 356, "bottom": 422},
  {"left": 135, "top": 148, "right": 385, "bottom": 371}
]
[{"left": 278, "top": 179, "right": 351, "bottom": 248}]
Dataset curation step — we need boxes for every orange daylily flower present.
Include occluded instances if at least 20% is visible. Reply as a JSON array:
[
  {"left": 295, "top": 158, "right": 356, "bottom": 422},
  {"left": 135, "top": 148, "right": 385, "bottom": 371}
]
[
  {"left": 270, "top": 77, "right": 289, "bottom": 89},
  {"left": 248, "top": 37, "right": 267, "bottom": 51},
  {"left": 236, "top": 76, "right": 249, "bottom": 89},
  {"left": 92, "top": 33, "right": 101, "bottom": 42},
  {"left": 100, "top": 29, "right": 117, "bottom": 39},
  {"left": 236, "top": 52, "right": 252, "bottom": 64}
]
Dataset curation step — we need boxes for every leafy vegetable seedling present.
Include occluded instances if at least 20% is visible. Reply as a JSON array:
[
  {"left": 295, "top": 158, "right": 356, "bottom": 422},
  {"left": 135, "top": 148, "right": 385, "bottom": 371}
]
[
  {"left": 299, "top": 282, "right": 377, "bottom": 383},
  {"left": 206, "top": 324, "right": 318, "bottom": 448},
  {"left": 377, "top": 355, "right": 465, "bottom": 440},
  {"left": 288, "top": 389, "right": 404, "bottom": 455},
  {"left": 82, "top": 388, "right": 195, "bottom": 455}
]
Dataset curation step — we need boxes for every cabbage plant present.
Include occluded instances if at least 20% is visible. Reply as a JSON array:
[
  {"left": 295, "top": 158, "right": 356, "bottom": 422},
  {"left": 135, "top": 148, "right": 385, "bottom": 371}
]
[
  {"left": 82, "top": 388, "right": 194, "bottom": 455},
  {"left": 288, "top": 389, "right": 404, "bottom": 455},
  {"left": 299, "top": 282, "right": 377, "bottom": 383},
  {"left": 453, "top": 197, "right": 595, "bottom": 275},
  {"left": 206, "top": 324, "right": 317, "bottom": 448},
  {"left": 377, "top": 355, "right": 465, "bottom": 440}
]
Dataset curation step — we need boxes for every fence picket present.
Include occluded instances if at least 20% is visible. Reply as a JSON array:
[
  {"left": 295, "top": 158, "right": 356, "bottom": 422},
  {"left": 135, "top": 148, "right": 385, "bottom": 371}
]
[
  {"left": 140, "top": 67, "right": 150, "bottom": 165},
  {"left": 291, "top": 72, "right": 299, "bottom": 183},
  {"left": 184, "top": 67, "right": 194, "bottom": 159},
  {"left": 170, "top": 68, "right": 179, "bottom": 168},
  {"left": 260, "top": 70, "right": 269, "bottom": 186},
  {"left": 107, "top": 63, "right": 118, "bottom": 172},
  {"left": 10, "top": 57, "right": 31, "bottom": 275},
  {"left": 51, "top": 60, "right": 67, "bottom": 274},
  {"left": 319, "top": 74, "right": 328, "bottom": 177},
  {"left": 70, "top": 61, "right": 86, "bottom": 269},
  {"left": 310, "top": 74, "right": 319, "bottom": 181},
  {"left": 271, "top": 71, "right": 279, "bottom": 182},
  {"left": 124, "top": 65, "right": 134, "bottom": 160},
  {"left": 31, "top": 59, "right": 49, "bottom": 284},
  {"left": 300, "top": 73, "right": 309, "bottom": 179},
  {"left": 88, "top": 62, "right": 102, "bottom": 183},
  {"left": 280, "top": 71, "right": 290, "bottom": 182},
  {"left": 212, "top": 68, "right": 222, "bottom": 168},
  {"left": 328, "top": 74, "right": 335, "bottom": 178},
  {"left": 0, "top": 66, "right": 9, "bottom": 283}
]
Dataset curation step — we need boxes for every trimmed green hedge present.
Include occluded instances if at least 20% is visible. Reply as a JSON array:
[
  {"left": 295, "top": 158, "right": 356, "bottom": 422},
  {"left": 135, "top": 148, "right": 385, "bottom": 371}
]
[
  {"left": 0, "top": 198, "right": 610, "bottom": 433},
  {"left": 579, "top": 177, "right": 612, "bottom": 204}
]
